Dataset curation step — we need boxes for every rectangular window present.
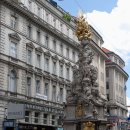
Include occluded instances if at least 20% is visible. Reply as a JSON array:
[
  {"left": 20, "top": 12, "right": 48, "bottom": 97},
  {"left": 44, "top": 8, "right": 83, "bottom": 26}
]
[
  {"left": 52, "top": 86, "right": 56, "bottom": 102},
  {"left": 34, "top": 112, "right": 39, "bottom": 123},
  {"left": 66, "top": 68, "right": 70, "bottom": 80},
  {"left": 53, "top": 18, "right": 56, "bottom": 27},
  {"left": 44, "top": 83, "right": 49, "bottom": 97},
  {"left": 10, "top": 70, "right": 17, "bottom": 92},
  {"left": 25, "top": 111, "right": 30, "bottom": 122},
  {"left": 43, "top": 114, "right": 48, "bottom": 124},
  {"left": 53, "top": 40, "right": 56, "bottom": 51},
  {"left": 27, "top": 77, "right": 31, "bottom": 96},
  {"left": 72, "top": 51, "right": 75, "bottom": 62},
  {"left": 36, "top": 80, "right": 40, "bottom": 94},
  {"left": 60, "top": 44, "right": 63, "bottom": 55},
  {"left": 28, "top": 1, "right": 32, "bottom": 11},
  {"left": 60, "top": 65, "right": 63, "bottom": 77},
  {"left": 59, "top": 88, "right": 63, "bottom": 103},
  {"left": 45, "top": 58, "right": 49, "bottom": 72},
  {"left": 37, "top": 54, "right": 41, "bottom": 68},
  {"left": 60, "top": 23, "right": 63, "bottom": 32},
  {"left": 45, "top": 36, "right": 49, "bottom": 47},
  {"left": 46, "top": 12, "right": 49, "bottom": 22},
  {"left": 51, "top": 115, "right": 55, "bottom": 125},
  {"left": 11, "top": 15, "right": 17, "bottom": 29},
  {"left": 27, "top": 25, "right": 31, "bottom": 38},
  {"left": 37, "top": 30, "right": 40, "bottom": 43},
  {"left": 53, "top": 62, "right": 56, "bottom": 75},
  {"left": 66, "top": 48, "right": 69, "bottom": 58},
  {"left": 58, "top": 116, "right": 62, "bottom": 125},
  {"left": 106, "top": 69, "right": 109, "bottom": 77},
  {"left": 67, "top": 28, "right": 69, "bottom": 36},
  {"left": 106, "top": 82, "right": 109, "bottom": 89},
  {"left": 114, "top": 57, "right": 117, "bottom": 63},
  {"left": 10, "top": 41, "right": 17, "bottom": 58},
  {"left": 37, "top": 7, "right": 41, "bottom": 17},
  {"left": 27, "top": 50, "right": 32, "bottom": 64}
]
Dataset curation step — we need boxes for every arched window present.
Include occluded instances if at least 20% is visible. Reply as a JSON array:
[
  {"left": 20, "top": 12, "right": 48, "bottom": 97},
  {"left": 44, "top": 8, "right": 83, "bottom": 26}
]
[{"left": 10, "top": 70, "right": 17, "bottom": 92}]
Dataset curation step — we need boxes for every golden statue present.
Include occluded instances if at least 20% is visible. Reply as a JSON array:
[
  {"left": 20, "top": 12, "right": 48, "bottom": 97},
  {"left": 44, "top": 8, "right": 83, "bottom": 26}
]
[
  {"left": 75, "top": 15, "right": 91, "bottom": 41},
  {"left": 75, "top": 103, "right": 85, "bottom": 117},
  {"left": 83, "top": 122, "right": 95, "bottom": 130}
]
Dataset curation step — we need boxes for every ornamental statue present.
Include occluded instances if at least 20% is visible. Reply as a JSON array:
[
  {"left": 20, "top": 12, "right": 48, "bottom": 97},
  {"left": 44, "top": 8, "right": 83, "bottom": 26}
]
[
  {"left": 67, "top": 15, "right": 104, "bottom": 108},
  {"left": 75, "top": 15, "right": 91, "bottom": 41}
]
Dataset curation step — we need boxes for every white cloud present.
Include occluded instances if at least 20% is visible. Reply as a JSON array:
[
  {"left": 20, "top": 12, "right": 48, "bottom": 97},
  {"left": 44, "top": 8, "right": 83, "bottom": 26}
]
[{"left": 87, "top": 0, "right": 130, "bottom": 63}]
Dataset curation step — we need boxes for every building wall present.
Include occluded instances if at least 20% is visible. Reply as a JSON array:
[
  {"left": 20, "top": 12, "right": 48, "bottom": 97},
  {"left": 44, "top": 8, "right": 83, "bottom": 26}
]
[
  {"left": 0, "top": 0, "right": 108, "bottom": 129},
  {"left": 106, "top": 54, "right": 128, "bottom": 130}
]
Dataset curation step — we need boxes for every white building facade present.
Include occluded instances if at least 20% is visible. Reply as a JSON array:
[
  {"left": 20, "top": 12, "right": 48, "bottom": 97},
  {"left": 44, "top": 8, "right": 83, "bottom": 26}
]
[
  {"left": 0, "top": 0, "right": 108, "bottom": 130},
  {"left": 103, "top": 48, "right": 128, "bottom": 130}
]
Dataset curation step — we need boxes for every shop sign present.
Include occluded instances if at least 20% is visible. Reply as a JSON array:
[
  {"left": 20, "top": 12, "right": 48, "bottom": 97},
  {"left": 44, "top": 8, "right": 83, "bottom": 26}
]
[
  {"left": 7, "top": 103, "right": 25, "bottom": 119},
  {"left": 25, "top": 104, "right": 63, "bottom": 114},
  {"left": 36, "top": 93, "right": 47, "bottom": 100},
  {"left": 3, "top": 120, "right": 16, "bottom": 127},
  {"left": 19, "top": 125, "right": 35, "bottom": 129}
]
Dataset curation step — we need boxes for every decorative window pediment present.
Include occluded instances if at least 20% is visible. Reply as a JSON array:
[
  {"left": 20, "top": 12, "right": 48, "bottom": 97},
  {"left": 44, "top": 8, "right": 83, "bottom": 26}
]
[
  {"left": 9, "top": 33, "right": 21, "bottom": 41},
  {"left": 44, "top": 51, "right": 51, "bottom": 57},
  {"left": 59, "top": 58, "right": 65, "bottom": 64},
  {"left": 26, "top": 42, "right": 35, "bottom": 49},
  {"left": 72, "top": 65, "right": 77, "bottom": 70},
  {"left": 52, "top": 55, "right": 59, "bottom": 61},
  {"left": 35, "top": 47, "right": 44, "bottom": 53},
  {"left": 65, "top": 62, "right": 71, "bottom": 67}
]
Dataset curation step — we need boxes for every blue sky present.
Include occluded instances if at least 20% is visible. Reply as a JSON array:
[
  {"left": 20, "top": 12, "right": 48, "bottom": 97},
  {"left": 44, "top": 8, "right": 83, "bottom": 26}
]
[
  {"left": 55, "top": 0, "right": 130, "bottom": 99},
  {"left": 55, "top": 0, "right": 117, "bottom": 14}
]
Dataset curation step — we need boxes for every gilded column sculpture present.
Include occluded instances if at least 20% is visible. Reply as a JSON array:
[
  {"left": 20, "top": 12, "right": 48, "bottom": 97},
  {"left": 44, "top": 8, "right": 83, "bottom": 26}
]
[{"left": 64, "top": 15, "right": 107, "bottom": 130}]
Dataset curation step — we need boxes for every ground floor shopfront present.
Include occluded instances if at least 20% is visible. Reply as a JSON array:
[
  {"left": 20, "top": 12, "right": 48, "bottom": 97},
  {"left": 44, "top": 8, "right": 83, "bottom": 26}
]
[{"left": 3, "top": 121, "right": 63, "bottom": 130}]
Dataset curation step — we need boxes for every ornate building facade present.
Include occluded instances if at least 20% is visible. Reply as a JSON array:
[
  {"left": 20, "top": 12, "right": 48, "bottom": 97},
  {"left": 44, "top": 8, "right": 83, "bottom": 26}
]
[
  {"left": 103, "top": 47, "right": 128, "bottom": 130},
  {"left": 0, "top": 0, "right": 108, "bottom": 130}
]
